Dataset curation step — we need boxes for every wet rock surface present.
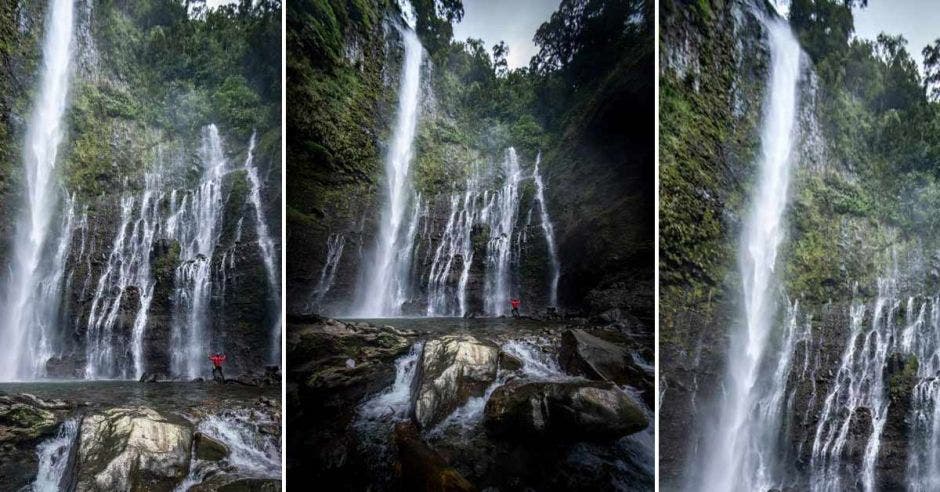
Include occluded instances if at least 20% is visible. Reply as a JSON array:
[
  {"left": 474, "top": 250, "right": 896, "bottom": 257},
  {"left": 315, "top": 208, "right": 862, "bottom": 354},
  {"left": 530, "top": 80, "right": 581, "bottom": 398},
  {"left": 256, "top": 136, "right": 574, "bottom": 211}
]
[
  {"left": 77, "top": 407, "right": 193, "bottom": 490},
  {"left": 413, "top": 335, "right": 499, "bottom": 429},
  {"left": 484, "top": 380, "right": 649, "bottom": 441},
  {"left": 0, "top": 393, "right": 64, "bottom": 488}
]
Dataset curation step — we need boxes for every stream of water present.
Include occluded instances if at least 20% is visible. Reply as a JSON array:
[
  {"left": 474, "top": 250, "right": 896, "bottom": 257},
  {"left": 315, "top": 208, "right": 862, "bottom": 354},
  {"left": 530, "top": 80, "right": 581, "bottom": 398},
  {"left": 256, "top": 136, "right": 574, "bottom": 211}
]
[
  {"left": 0, "top": 0, "right": 75, "bottom": 380},
  {"left": 695, "top": 12, "right": 802, "bottom": 492},
  {"left": 32, "top": 418, "right": 78, "bottom": 491},
  {"left": 355, "top": 3, "right": 423, "bottom": 317}
]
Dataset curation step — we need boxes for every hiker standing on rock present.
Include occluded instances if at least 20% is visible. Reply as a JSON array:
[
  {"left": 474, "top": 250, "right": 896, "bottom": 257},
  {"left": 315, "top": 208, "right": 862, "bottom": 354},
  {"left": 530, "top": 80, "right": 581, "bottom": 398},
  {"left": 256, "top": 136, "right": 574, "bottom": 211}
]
[
  {"left": 510, "top": 298, "right": 521, "bottom": 318},
  {"left": 209, "top": 353, "right": 226, "bottom": 383}
]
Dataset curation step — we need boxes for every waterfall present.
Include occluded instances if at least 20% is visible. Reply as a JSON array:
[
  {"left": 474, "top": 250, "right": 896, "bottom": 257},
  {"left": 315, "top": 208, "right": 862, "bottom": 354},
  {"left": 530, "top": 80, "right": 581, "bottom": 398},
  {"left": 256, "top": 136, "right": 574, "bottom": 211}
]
[
  {"left": 170, "top": 125, "right": 228, "bottom": 379},
  {"left": 696, "top": 14, "right": 802, "bottom": 492},
  {"left": 483, "top": 148, "right": 523, "bottom": 316},
  {"left": 85, "top": 174, "right": 162, "bottom": 379},
  {"left": 243, "top": 132, "right": 281, "bottom": 363},
  {"left": 310, "top": 233, "right": 346, "bottom": 311},
  {"left": 532, "top": 154, "right": 561, "bottom": 308},
  {"left": 176, "top": 409, "right": 281, "bottom": 490},
  {"left": 356, "top": 2, "right": 423, "bottom": 317},
  {"left": 808, "top": 280, "right": 896, "bottom": 492},
  {"left": 426, "top": 189, "right": 476, "bottom": 317},
  {"left": 908, "top": 295, "right": 940, "bottom": 491},
  {"left": 32, "top": 418, "right": 79, "bottom": 491},
  {"left": 358, "top": 341, "right": 424, "bottom": 422},
  {"left": 0, "top": 0, "right": 75, "bottom": 380}
]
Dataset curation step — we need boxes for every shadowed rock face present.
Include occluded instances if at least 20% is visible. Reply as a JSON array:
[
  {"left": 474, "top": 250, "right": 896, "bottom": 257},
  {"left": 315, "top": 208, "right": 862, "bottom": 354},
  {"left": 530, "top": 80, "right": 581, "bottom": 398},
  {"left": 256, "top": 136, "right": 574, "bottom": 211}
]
[
  {"left": 77, "top": 407, "right": 193, "bottom": 491},
  {"left": 0, "top": 395, "right": 61, "bottom": 488},
  {"left": 393, "top": 422, "right": 475, "bottom": 492},
  {"left": 484, "top": 380, "right": 649, "bottom": 441},
  {"left": 413, "top": 335, "right": 499, "bottom": 429}
]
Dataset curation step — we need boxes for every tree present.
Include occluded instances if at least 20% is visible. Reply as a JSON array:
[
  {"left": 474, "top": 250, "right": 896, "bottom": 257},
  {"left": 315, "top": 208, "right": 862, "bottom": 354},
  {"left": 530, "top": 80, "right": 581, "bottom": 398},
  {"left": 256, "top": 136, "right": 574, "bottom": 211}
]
[
  {"left": 492, "top": 41, "right": 508, "bottom": 77},
  {"left": 873, "top": 34, "right": 923, "bottom": 112},
  {"left": 924, "top": 39, "right": 940, "bottom": 102}
]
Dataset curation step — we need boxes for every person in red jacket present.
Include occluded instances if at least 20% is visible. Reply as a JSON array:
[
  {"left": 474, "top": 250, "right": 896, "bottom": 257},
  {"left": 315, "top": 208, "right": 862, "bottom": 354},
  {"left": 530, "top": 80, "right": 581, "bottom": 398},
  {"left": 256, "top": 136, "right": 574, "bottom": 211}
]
[
  {"left": 209, "top": 353, "right": 226, "bottom": 383},
  {"left": 510, "top": 298, "right": 521, "bottom": 318}
]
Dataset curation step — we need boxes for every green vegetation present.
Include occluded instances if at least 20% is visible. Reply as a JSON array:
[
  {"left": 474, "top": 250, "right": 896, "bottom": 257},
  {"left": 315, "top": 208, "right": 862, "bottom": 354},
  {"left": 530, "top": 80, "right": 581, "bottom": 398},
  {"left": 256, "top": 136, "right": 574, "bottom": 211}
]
[
  {"left": 661, "top": 0, "right": 940, "bottom": 343},
  {"left": 782, "top": 0, "right": 940, "bottom": 301},
  {"left": 61, "top": 0, "right": 281, "bottom": 198}
]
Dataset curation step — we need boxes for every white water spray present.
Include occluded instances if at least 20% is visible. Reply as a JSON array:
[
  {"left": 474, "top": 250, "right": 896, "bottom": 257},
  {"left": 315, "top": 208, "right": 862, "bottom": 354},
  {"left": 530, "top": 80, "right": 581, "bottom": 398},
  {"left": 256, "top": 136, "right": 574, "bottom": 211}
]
[
  {"left": 32, "top": 418, "right": 79, "bottom": 491},
  {"left": 0, "top": 0, "right": 75, "bottom": 380},
  {"left": 356, "top": 6, "right": 423, "bottom": 317},
  {"left": 170, "top": 125, "right": 227, "bottom": 379},
  {"left": 696, "top": 14, "right": 802, "bottom": 492},
  {"left": 243, "top": 132, "right": 281, "bottom": 363},
  {"left": 533, "top": 154, "right": 561, "bottom": 308},
  {"left": 311, "top": 233, "right": 346, "bottom": 311},
  {"left": 483, "top": 148, "right": 523, "bottom": 316},
  {"left": 85, "top": 174, "right": 162, "bottom": 379}
]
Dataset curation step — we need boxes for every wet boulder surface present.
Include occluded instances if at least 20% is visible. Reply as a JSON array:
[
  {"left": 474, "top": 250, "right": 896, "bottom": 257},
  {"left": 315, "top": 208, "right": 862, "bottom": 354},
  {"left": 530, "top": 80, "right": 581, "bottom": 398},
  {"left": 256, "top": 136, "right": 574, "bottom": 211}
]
[
  {"left": 287, "top": 317, "right": 654, "bottom": 491},
  {"left": 77, "top": 407, "right": 194, "bottom": 491},
  {"left": 0, "top": 394, "right": 72, "bottom": 488}
]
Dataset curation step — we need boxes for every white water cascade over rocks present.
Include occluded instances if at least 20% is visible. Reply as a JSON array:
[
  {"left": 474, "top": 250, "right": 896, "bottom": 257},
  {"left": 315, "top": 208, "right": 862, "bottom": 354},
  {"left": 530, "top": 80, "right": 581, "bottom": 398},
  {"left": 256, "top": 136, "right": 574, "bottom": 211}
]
[
  {"left": 32, "top": 418, "right": 79, "bottom": 491},
  {"left": 0, "top": 0, "right": 75, "bottom": 380},
  {"left": 696, "top": 12, "right": 803, "bottom": 492}
]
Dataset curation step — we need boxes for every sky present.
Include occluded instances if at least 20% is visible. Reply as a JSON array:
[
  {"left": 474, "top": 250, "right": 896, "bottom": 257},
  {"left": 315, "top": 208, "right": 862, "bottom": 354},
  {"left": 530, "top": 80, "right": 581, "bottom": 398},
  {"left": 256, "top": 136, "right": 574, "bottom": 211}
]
[
  {"left": 451, "top": 0, "right": 561, "bottom": 69},
  {"left": 853, "top": 0, "right": 940, "bottom": 73}
]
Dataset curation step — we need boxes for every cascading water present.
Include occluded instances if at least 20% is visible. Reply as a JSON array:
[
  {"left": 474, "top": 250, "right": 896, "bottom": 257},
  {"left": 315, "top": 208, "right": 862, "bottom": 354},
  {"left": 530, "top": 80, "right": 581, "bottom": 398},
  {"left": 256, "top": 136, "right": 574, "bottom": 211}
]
[
  {"left": 243, "top": 132, "right": 281, "bottom": 362},
  {"left": 358, "top": 340, "right": 424, "bottom": 422},
  {"left": 431, "top": 338, "right": 576, "bottom": 434},
  {"left": 696, "top": 13, "right": 802, "bottom": 492},
  {"left": 483, "top": 148, "right": 523, "bottom": 316},
  {"left": 310, "top": 233, "right": 346, "bottom": 310},
  {"left": 0, "top": 0, "right": 75, "bottom": 380},
  {"left": 85, "top": 174, "right": 162, "bottom": 379},
  {"left": 426, "top": 189, "right": 476, "bottom": 316},
  {"left": 908, "top": 295, "right": 940, "bottom": 491},
  {"left": 170, "top": 125, "right": 228, "bottom": 379},
  {"left": 32, "top": 418, "right": 79, "bottom": 491},
  {"left": 532, "top": 153, "right": 561, "bottom": 308},
  {"left": 809, "top": 280, "right": 897, "bottom": 492},
  {"left": 356, "top": 0, "right": 423, "bottom": 317}
]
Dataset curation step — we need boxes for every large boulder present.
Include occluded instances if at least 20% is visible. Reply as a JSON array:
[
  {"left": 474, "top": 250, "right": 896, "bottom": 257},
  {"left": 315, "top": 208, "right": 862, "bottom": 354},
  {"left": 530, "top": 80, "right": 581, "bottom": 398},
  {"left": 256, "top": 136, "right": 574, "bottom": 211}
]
[
  {"left": 559, "top": 329, "right": 653, "bottom": 403},
  {"left": 393, "top": 422, "right": 475, "bottom": 491},
  {"left": 0, "top": 395, "right": 60, "bottom": 489},
  {"left": 75, "top": 407, "right": 192, "bottom": 491},
  {"left": 484, "top": 380, "right": 648, "bottom": 442},
  {"left": 413, "top": 335, "right": 499, "bottom": 429}
]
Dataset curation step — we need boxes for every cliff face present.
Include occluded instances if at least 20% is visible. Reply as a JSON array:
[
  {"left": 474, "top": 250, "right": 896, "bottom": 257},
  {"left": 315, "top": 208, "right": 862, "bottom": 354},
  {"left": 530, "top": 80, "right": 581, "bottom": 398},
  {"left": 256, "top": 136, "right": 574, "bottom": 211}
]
[
  {"left": 288, "top": 0, "right": 653, "bottom": 323},
  {"left": 0, "top": 0, "right": 281, "bottom": 379},
  {"left": 661, "top": 0, "right": 940, "bottom": 488}
]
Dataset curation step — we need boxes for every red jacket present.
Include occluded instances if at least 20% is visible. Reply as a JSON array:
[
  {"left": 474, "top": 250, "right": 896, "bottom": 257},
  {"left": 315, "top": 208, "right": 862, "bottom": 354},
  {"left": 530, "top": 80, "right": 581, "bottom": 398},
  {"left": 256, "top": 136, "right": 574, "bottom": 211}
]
[
  {"left": 510, "top": 299, "right": 520, "bottom": 309},
  {"left": 209, "top": 354, "right": 226, "bottom": 368}
]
